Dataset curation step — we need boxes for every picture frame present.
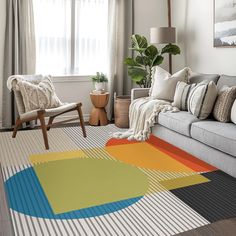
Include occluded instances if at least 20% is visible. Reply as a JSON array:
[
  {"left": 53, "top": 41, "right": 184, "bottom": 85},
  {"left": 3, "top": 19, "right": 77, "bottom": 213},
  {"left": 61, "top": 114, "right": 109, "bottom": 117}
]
[{"left": 214, "top": 0, "right": 236, "bottom": 47}]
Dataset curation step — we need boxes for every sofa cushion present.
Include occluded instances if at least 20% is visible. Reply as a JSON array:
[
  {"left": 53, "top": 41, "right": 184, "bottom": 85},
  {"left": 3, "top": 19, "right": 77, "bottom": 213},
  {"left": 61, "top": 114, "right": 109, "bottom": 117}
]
[
  {"left": 191, "top": 121, "right": 236, "bottom": 157},
  {"left": 189, "top": 73, "right": 220, "bottom": 84},
  {"left": 217, "top": 75, "right": 236, "bottom": 90},
  {"left": 157, "top": 111, "right": 199, "bottom": 137}
]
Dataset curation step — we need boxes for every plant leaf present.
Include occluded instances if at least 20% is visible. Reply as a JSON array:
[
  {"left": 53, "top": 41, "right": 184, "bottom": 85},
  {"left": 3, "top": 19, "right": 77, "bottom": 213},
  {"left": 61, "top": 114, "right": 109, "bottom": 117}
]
[
  {"left": 135, "top": 55, "right": 150, "bottom": 66},
  {"left": 144, "top": 45, "right": 158, "bottom": 60},
  {"left": 131, "top": 34, "right": 148, "bottom": 52},
  {"left": 161, "top": 44, "right": 181, "bottom": 55},
  {"left": 152, "top": 55, "right": 164, "bottom": 66},
  {"left": 128, "top": 67, "right": 148, "bottom": 82},
  {"left": 124, "top": 58, "right": 141, "bottom": 67}
]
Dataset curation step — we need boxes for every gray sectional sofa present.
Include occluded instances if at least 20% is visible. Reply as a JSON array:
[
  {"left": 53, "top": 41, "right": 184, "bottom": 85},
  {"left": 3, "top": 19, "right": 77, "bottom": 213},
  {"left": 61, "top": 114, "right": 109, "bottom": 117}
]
[{"left": 131, "top": 74, "right": 236, "bottom": 178}]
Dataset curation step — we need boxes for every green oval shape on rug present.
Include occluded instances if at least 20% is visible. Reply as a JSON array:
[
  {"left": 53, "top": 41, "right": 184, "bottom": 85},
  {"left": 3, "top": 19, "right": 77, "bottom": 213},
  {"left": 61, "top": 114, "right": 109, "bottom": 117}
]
[{"left": 33, "top": 158, "right": 149, "bottom": 214}]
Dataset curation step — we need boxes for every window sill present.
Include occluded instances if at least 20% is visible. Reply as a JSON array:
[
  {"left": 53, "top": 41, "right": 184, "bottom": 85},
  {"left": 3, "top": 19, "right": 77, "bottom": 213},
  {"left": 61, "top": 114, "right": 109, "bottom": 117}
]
[{"left": 52, "top": 75, "right": 93, "bottom": 83}]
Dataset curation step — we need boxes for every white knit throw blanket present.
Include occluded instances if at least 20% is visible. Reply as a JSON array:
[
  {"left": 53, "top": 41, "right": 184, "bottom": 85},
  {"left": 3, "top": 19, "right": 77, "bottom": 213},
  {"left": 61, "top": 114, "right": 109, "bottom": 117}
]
[{"left": 112, "top": 97, "right": 179, "bottom": 141}]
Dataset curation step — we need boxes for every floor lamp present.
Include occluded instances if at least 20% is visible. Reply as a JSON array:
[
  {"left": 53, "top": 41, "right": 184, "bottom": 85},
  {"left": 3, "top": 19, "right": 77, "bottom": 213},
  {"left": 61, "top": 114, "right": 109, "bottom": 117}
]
[{"left": 150, "top": 0, "right": 176, "bottom": 74}]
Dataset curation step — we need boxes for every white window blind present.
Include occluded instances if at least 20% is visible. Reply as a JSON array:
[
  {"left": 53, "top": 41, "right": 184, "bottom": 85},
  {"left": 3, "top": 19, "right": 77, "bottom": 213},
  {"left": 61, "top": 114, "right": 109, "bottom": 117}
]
[{"left": 33, "top": 0, "right": 108, "bottom": 76}]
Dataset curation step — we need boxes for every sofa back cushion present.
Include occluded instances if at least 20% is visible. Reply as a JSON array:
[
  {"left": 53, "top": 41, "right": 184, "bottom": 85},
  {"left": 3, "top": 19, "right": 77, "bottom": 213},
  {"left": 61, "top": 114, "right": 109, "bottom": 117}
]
[
  {"left": 217, "top": 75, "right": 236, "bottom": 90},
  {"left": 189, "top": 73, "right": 220, "bottom": 84}
]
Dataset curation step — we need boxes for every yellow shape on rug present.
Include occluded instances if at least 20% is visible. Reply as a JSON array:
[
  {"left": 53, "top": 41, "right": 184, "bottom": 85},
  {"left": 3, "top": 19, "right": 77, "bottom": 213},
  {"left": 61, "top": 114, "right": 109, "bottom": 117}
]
[
  {"left": 30, "top": 150, "right": 87, "bottom": 164},
  {"left": 160, "top": 174, "right": 210, "bottom": 190}
]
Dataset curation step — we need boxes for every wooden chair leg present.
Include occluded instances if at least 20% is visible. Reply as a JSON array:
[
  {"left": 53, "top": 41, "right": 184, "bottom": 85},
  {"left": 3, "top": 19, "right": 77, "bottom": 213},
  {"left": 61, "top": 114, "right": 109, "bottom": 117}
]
[
  {"left": 38, "top": 111, "right": 49, "bottom": 150},
  {"left": 12, "top": 118, "right": 22, "bottom": 138},
  {"left": 77, "top": 105, "right": 87, "bottom": 138},
  {"left": 47, "top": 116, "right": 55, "bottom": 131}
]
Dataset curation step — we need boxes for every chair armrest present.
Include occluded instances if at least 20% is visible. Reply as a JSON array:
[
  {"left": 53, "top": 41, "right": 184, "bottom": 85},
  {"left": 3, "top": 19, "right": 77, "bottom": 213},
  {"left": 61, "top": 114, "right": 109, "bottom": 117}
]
[{"left": 131, "top": 88, "right": 150, "bottom": 101}]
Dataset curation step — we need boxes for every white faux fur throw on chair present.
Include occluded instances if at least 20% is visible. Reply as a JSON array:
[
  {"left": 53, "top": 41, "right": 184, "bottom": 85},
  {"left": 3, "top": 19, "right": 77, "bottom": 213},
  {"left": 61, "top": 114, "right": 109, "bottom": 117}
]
[{"left": 112, "top": 97, "right": 179, "bottom": 141}]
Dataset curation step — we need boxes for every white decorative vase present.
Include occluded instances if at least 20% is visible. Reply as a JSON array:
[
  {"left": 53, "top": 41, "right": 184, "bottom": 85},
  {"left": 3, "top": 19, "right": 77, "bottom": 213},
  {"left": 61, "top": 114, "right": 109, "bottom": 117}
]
[{"left": 95, "top": 82, "right": 105, "bottom": 91}]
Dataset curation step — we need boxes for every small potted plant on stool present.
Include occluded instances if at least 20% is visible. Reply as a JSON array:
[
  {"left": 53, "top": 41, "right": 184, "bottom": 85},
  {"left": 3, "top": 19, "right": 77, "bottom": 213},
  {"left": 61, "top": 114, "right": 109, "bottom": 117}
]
[{"left": 90, "top": 72, "right": 108, "bottom": 94}]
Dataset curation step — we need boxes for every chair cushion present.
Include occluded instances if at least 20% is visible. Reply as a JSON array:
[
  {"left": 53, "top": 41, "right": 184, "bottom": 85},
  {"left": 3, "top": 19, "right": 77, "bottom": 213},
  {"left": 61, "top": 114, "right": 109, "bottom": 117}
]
[
  {"left": 20, "top": 103, "right": 77, "bottom": 120},
  {"left": 217, "top": 75, "right": 236, "bottom": 90},
  {"left": 188, "top": 73, "right": 220, "bottom": 84},
  {"left": 45, "top": 103, "right": 77, "bottom": 117},
  {"left": 191, "top": 121, "right": 236, "bottom": 157},
  {"left": 157, "top": 111, "right": 199, "bottom": 137}
]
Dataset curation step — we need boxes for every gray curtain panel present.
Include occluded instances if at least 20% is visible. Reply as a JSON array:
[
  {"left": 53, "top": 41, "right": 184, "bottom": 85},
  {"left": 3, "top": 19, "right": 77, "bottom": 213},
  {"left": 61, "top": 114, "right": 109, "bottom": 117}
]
[
  {"left": 2, "top": 0, "right": 36, "bottom": 128},
  {"left": 107, "top": 0, "right": 134, "bottom": 120}
]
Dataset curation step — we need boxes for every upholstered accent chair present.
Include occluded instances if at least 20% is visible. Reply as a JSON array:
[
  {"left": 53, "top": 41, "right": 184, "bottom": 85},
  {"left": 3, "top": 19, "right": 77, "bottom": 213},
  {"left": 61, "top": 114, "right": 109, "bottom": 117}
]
[{"left": 8, "top": 75, "right": 86, "bottom": 149}]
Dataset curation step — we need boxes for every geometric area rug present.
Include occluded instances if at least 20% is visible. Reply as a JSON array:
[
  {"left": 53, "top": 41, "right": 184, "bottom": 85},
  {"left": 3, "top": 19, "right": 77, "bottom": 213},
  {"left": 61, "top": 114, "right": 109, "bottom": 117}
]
[{"left": 0, "top": 125, "right": 236, "bottom": 235}]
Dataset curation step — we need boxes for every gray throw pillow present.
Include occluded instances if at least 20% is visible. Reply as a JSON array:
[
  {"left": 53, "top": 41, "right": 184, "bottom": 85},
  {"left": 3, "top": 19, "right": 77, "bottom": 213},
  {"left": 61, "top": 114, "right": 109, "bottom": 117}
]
[
  {"left": 172, "top": 81, "right": 196, "bottom": 111},
  {"left": 213, "top": 86, "right": 236, "bottom": 122},
  {"left": 188, "top": 81, "right": 217, "bottom": 120}
]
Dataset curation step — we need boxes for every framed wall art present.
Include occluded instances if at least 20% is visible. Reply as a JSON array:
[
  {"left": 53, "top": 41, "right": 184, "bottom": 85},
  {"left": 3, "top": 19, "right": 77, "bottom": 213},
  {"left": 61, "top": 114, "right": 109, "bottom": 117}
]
[{"left": 214, "top": 0, "right": 236, "bottom": 47}]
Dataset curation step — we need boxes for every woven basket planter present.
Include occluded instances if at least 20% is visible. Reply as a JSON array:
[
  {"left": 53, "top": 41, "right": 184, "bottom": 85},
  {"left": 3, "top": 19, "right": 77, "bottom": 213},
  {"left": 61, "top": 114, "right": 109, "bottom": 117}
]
[{"left": 114, "top": 95, "right": 131, "bottom": 128}]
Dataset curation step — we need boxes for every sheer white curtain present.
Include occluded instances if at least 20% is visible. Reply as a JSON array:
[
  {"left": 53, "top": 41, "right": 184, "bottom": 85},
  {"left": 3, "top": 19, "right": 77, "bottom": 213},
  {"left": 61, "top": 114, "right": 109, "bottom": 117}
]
[
  {"left": 33, "top": 0, "right": 71, "bottom": 75},
  {"left": 33, "top": 0, "right": 108, "bottom": 76},
  {"left": 75, "top": 0, "right": 108, "bottom": 75}
]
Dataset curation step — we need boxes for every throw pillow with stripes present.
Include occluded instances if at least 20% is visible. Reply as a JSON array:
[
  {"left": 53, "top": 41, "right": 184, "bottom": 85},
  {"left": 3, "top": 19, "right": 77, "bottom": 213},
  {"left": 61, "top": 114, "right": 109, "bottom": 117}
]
[
  {"left": 172, "top": 81, "right": 196, "bottom": 110},
  {"left": 188, "top": 81, "right": 218, "bottom": 120},
  {"left": 213, "top": 86, "right": 236, "bottom": 122}
]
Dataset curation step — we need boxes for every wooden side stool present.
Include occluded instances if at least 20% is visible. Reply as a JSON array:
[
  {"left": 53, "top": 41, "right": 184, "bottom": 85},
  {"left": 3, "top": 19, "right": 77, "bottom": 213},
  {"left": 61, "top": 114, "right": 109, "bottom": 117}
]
[{"left": 89, "top": 93, "right": 109, "bottom": 126}]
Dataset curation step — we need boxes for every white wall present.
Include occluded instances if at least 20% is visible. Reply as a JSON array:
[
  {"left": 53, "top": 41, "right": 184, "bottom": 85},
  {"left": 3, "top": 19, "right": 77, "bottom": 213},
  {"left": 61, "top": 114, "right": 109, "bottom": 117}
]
[
  {"left": 0, "top": 0, "right": 6, "bottom": 126},
  {"left": 52, "top": 77, "right": 94, "bottom": 122},
  {"left": 134, "top": 0, "right": 169, "bottom": 71},
  {"left": 173, "top": 0, "right": 236, "bottom": 75}
]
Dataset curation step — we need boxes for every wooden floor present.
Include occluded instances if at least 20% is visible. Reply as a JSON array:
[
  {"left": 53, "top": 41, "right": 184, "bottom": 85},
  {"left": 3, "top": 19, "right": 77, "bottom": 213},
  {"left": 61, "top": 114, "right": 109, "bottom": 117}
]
[
  {"left": 0, "top": 164, "right": 14, "bottom": 236},
  {"left": 178, "top": 218, "right": 236, "bottom": 236}
]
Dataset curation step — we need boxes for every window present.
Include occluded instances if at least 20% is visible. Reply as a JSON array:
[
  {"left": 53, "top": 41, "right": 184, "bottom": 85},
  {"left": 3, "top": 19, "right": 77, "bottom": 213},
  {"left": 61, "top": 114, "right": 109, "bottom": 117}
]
[{"left": 33, "top": 0, "right": 108, "bottom": 76}]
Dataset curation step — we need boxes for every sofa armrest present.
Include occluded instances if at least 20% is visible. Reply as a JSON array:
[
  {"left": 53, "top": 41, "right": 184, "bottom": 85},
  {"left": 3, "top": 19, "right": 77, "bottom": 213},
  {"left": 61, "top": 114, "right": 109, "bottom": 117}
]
[{"left": 131, "top": 88, "right": 150, "bottom": 101}]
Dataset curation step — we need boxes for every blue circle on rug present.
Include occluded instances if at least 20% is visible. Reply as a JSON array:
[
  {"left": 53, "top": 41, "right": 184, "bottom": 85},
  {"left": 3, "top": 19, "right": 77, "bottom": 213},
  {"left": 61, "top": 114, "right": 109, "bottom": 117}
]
[{"left": 4, "top": 167, "right": 142, "bottom": 219}]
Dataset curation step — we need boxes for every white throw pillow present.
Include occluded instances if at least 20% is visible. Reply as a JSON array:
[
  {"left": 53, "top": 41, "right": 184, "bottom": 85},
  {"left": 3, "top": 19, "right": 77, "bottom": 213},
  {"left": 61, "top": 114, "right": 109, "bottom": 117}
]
[
  {"left": 188, "top": 81, "right": 217, "bottom": 120},
  {"left": 149, "top": 67, "right": 191, "bottom": 101},
  {"left": 17, "top": 76, "right": 63, "bottom": 112},
  {"left": 231, "top": 100, "right": 236, "bottom": 124}
]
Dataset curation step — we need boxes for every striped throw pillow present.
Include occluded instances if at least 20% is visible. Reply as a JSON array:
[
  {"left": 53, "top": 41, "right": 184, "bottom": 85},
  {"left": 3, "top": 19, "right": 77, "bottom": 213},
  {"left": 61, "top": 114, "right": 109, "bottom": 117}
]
[
  {"left": 213, "top": 86, "right": 236, "bottom": 122},
  {"left": 172, "top": 81, "right": 196, "bottom": 110},
  {"left": 188, "top": 81, "right": 218, "bottom": 120}
]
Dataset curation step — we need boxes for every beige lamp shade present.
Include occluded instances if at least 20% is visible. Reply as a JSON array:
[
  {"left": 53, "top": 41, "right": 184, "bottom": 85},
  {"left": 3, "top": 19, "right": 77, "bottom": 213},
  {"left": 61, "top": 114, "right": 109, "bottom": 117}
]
[{"left": 150, "top": 27, "right": 176, "bottom": 44}]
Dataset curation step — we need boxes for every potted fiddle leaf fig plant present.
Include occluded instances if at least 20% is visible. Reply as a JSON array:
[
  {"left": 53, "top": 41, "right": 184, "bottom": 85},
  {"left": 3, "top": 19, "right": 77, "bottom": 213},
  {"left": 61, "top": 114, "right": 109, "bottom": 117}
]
[
  {"left": 124, "top": 34, "right": 181, "bottom": 88},
  {"left": 90, "top": 72, "right": 108, "bottom": 91}
]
